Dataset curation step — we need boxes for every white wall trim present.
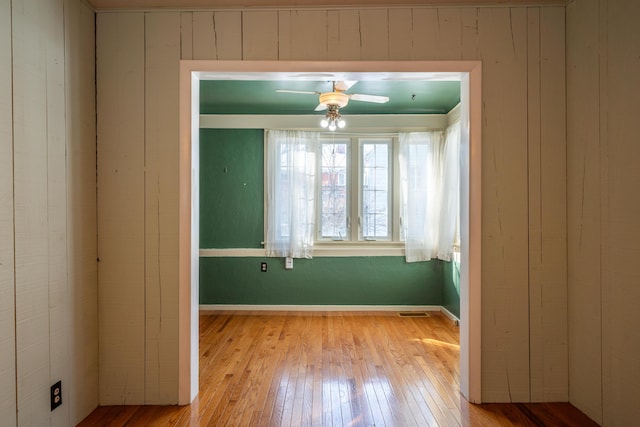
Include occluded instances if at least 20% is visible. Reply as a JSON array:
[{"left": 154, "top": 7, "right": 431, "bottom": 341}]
[
  {"left": 199, "top": 245, "right": 405, "bottom": 257},
  {"left": 180, "top": 59, "right": 482, "bottom": 406},
  {"left": 200, "top": 113, "right": 448, "bottom": 130}
]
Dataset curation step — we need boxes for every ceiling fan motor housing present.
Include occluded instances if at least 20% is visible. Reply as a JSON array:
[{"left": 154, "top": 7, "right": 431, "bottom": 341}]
[{"left": 319, "top": 91, "right": 349, "bottom": 108}]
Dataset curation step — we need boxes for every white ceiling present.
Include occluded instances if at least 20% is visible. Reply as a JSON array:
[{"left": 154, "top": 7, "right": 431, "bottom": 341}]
[{"left": 87, "top": 0, "right": 566, "bottom": 11}]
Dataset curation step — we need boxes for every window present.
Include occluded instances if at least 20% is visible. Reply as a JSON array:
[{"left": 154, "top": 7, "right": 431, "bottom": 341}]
[
  {"left": 266, "top": 128, "right": 460, "bottom": 260},
  {"left": 319, "top": 136, "right": 398, "bottom": 243}
]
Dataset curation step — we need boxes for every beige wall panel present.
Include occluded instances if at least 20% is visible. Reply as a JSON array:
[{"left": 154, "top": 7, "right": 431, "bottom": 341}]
[
  {"left": 213, "top": 11, "right": 242, "bottom": 60},
  {"left": 411, "top": 9, "right": 438, "bottom": 59},
  {"left": 192, "top": 11, "right": 242, "bottom": 60},
  {"left": 97, "top": 12, "right": 146, "bottom": 405},
  {"left": 277, "top": 10, "right": 292, "bottom": 60},
  {"left": 243, "top": 11, "right": 278, "bottom": 60},
  {"left": 477, "top": 7, "right": 531, "bottom": 402},
  {"left": 12, "top": 0, "right": 52, "bottom": 423},
  {"left": 94, "top": 3, "right": 573, "bottom": 409},
  {"left": 388, "top": 9, "right": 412, "bottom": 60},
  {"left": 537, "top": 6, "right": 567, "bottom": 402},
  {"left": 180, "top": 12, "right": 193, "bottom": 60},
  {"left": 144, "top": 12, "right": 181, "bottom": 404},
  {"left": 435, "top": 8, "right": 463, "bottom": 60},
  {"left": 461, "top": 8, "right": 480, "bottom": 60},
  {"left": 192, "top": 12, "right": 215, "bottom": 59},
  {"left": 327, "top": 9, "right": 360, "bottom": 60},
  {"left": 358, "top": 9, "right": 389, "bottom": 60},
  {"left": 602, "top": 0, "right": 640, "bottom": 423},
  {"left": 282, "top": 10, "right": 328, "bottom": 60},
  {"left": 0, "top": 0, "right": 16, "bottom": 424},
  {"left": 566, "top": 0, "right": 602, "bottom": 422},
  {"left": 43, "top": 1, "right": 71, "bottom": 425},
  {"left": 528, "top": 6, "right": 570, "bottom": 403},
  {"left": 527, "top": 8, "right": 544, "bottom": 402},
  {"left": 64, "top": 0, "right": 99, "bottom": 422}
]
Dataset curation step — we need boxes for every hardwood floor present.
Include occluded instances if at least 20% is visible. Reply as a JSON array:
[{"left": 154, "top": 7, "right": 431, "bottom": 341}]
[{"left": 79, "top": 311, "right": 597, "bottom": 426}]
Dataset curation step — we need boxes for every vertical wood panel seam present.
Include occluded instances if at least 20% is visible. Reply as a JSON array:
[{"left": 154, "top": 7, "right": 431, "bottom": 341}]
[
  {"left": 526, "top": 7, "right": 531, "bottom": 400},
  {"left": 524, "top": 6, "right": 537, "bottom": 402},
  {"left": 143, "top": 11, "right": 148, "bottom": 404},
  {"left": 536, "top": 8, "right": 542, "bottom": 399},
  {"left": 598, "top": 0, "right": 607, "bottom": 420},
  {"left": 240, "top": 11, "right": 244, "bottom": 60},
  {"left": 358, "top": 11, "right": 362, "bottom": 50},
  {"left": 537, "top": 8, "right": 543, "bottom": 400},
  {"left": 212, "top": 12, "right": 218, "bottom": 60},
  {"left": 44, "top": 17, "right": 53, "bottom": 415},
  {"left": 386, "top": 8, "right": 390, "bottom": 60},
  {"left": 9, "top": 1, "right": 18, "bottom": 424},
  {"left": 191, "top": 12, "right": 194, "bottom": 59},
  {"left": 410, "top": 9, "right": 414, "bottom": 55},
  {"left": 179, "top": 12, "right": 184, "bottom": 58},
  {"left": 55, "top": 2, "right": 71, "bottom": 422}
]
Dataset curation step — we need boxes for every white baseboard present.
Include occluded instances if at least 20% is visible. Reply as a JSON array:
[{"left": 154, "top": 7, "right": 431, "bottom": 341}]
[
  {"left": 199, "top": 304, "right": 459, "bottom": 325},
  {"left": 199, "top": 304, "right": 460, "bottom": 325},
  {"left": 199, "top": 304, "right": 442, "bottom": 313},
  {"left": 440, "top": 306, "right": 460, "bottom": 325}
]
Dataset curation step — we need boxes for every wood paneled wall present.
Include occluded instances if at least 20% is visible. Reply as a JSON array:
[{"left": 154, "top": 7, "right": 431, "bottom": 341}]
[
  {"left": 97, "top": 5, "right": 567, "bottom": 405},
  {"left": 0, "top": 0, "right": 98, "bottom": 424},
  {"left": 567, "top": 0, "right": 640, "bottom": 424},
  {"left": 0, "top": 0, "right": 16, "bottom": 425},
  {"left": 65, "top": 0, "right": 99, "bottom": 422}
]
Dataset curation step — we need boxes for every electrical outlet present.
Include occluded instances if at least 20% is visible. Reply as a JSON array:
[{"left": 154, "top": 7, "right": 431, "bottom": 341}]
[
  {"left": 285, "top": 257, "right": 293, "bottom": 270},
  {"left": 51, "top": 381, "right": 62, "bottom": 411},
  {"left": 260, "top": 262, "right": 268, "bottom": 272}
]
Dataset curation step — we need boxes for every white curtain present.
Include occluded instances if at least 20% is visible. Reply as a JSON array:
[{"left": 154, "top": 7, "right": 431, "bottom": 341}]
[
  {"left": 399, "top": 123, "right": 460, "bottom": 262},
  {"left": 438, "top": 121, "right": 461, "bottom": 261},
  {"left": 265, "top": 130, "right": 319, "bottom": 258}
]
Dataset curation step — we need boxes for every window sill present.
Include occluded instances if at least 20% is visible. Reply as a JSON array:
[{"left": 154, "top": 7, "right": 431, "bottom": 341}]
[
  {"left": 199, "top": 243, "right": 405, "bottom": 258},
  {"left": 314, "top": 242, "right": 405, "bottom": 257}
]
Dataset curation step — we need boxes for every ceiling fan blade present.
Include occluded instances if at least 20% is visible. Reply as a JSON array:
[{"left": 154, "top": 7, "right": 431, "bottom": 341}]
[
  {"left": 349, "top": 93, "right": 390, "bottom": 103},
  {"left": 334, "top": 80, "right": 358, "bottom": 91},
  {"left": 275, "top": 89, "right": 320, "bottom": 95},
  {"left": 314, "top": 103, "right": 328, "bottom": 111}
]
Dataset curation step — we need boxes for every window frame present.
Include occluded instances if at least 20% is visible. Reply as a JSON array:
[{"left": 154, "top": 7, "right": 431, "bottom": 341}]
[{"left": 316, "top": 134, "right": 403, "bottom": 246}]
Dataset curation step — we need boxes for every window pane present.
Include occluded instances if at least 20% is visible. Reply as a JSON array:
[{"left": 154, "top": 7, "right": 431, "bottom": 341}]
[
  {"left": 321, "top": 142, "right": 348, "bottom": 239},
  {"left": 362, "top": 142, "right": 390, "bottom": 239}
]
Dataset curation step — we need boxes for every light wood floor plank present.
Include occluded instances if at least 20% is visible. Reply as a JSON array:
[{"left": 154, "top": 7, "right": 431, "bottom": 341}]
[{"left": 80, "top": 311, "right": 599, "bottom": 427}]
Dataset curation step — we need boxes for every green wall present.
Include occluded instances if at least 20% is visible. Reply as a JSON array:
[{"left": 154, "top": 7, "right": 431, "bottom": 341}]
[
  {"left": 200, "top": 257, "right": 441, "bottom": 305},
  {"left": 442, "top": 260, "right": 461, "bottom": 318},
  {"left": 200, "top": 129, "right": 264, "bottom": 248},
  {"left": 199, "top": 128, "right": 459, "bottom": 308}
]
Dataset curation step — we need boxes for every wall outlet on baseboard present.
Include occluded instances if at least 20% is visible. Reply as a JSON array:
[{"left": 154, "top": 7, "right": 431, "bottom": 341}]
[
  {"left": 260, "top": 262, "right": 267, "bottom": 272},
  {"left": 285, "top": 257, "right": 293, "bottom": 270},
  {"left": 51, "top": 381, "right": 62, "bottom": 411}
]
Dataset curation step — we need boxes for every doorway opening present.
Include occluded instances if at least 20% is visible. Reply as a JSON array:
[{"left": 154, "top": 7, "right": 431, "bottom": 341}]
[{"left": 178, "top": 60, "right": 482, "bottom": 405}]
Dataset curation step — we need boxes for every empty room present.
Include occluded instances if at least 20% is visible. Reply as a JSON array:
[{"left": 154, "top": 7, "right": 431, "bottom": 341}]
[{"left": 1, "top": 0, "right": 639, "bottom": 426}]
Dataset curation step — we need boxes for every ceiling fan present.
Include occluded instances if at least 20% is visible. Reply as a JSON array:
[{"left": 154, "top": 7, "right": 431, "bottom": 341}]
[{"left": 276, "top": 81, "right": 390, "bottom": 130}]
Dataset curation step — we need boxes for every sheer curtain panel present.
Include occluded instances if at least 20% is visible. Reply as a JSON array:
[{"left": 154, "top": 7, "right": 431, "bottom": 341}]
[
  {"left": 399, "top": 131, "right": 444, "bottom": 262},
  {"left": 437, "top": 121, "right": 461, "bottom": 261},
  {"left": 399, "top": 124, "right": 460, "bottom": 262},
  {"left": 265, "top": 130, "right": 319, "bottom": 258}
]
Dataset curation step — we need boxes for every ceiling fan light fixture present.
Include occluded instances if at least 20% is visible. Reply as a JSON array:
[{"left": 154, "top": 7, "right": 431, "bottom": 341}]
[
  {"left": 321, "top": 105, "right": 345, "bottom": 132},
  {"left": 319, "top": 92, "right": 349, "bottom": 108}
]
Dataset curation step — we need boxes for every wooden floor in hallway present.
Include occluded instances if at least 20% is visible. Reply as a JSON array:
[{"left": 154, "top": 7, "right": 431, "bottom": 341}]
[{"left": 79, "top": 311, "right": 597, "bottom": 426}]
